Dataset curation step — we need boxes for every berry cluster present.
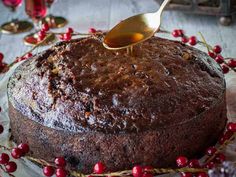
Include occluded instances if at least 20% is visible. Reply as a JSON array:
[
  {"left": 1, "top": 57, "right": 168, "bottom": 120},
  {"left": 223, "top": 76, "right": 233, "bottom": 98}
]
[
  {"left": 0, "top": 118, "right": 30, "bottom": 176},
  {"left": 43, "top": 157, "right": 67, "bottom": 177},
  {"left": 0, "top": 52, "right": 8, "bottom": 73},
  {"left": 172, "top": 29, "right": 197, "bottom": 46},
  {"left": 171, "top": 29, "right": 236, "bottom": 74},
  {"left": 59, "top": 27, "right": 74, "bottom": 41},
  {"left": 37, "top": 23, "right": 50, "bottom": 42}
]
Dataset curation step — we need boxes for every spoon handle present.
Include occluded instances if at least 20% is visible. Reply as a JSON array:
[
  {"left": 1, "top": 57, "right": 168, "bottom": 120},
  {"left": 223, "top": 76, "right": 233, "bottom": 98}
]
[{"left": 157, "top": 0, "right": 171, "bottom": 15}]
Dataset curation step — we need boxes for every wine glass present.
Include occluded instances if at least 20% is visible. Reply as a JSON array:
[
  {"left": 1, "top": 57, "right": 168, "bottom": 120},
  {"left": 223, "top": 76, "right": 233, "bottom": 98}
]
[
  {"left": 1, "top": 0, "right": 33, "bottom": 34},
  {"left": 24, "top": 0, "right": 55, "bottom": 46},
  {"left": 43, "top": 0, "right": 68, "bottom": 28}
]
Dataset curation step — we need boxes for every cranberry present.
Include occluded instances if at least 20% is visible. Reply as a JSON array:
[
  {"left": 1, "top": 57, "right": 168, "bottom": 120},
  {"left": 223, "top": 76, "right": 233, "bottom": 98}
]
[
  {"left": 43, "top": 166, "right": 55, "bottom": 177},
  {"left": 25, "top": 53, "right": 33, "bottom": 59},
  {"left": 18, "top": 143, "right": 30, "bottom": 154},
  {"left": 221, "top": 64, "right": 229, "bottom": 74},
  {"left": 227, "top": 122, "right": 236, "bottom": 132},
  {"left": 93, "top": 162, "right": 105, "bottom": 174},
  {"left": 142, "top": 173, "right": 153, "bottom": 177},
  {"left": 0, "top": 52, "right": 4, "bottom": 63},
  {"left": 228, "top": 59, "right": 236, "bottom": 68},
  {"left": 55, "top": 168, "right": 67, "bottom": 177},
  {"left": 189, "top": 36, "right": 197, "bottom": 46},
  {"left": 5, "top": 161, "right": 17, "bottom": 173},
  {"left": 41, "top": 23, "right": 50, "bottom": 32},
  {"left": 0, "top": 153, "right": 10, "bottom": 164},
  {"left": 54, "top": 157, "right": 66, "bottom": 167},
  {"left": 0, "top": 124, "right": 3, "bottom": 134},
  {"left": 197, "top": 172, "right": 209, "bottom": 177},
  {"left": 215, "top": 55, "right": 224, "bottom": 64},
  {"left": 181, "top": 172, "right": 193, "bottom": 177},
  {"left": 11, "top": 148, "right": 23, "bottom": 159},
  {"left": 132, "top": 165, "right": 143, "bottom": 177},
  {"left": 208, "top": 51, "right": 216, "bottom": 59},
  {"left": 213, "top": 45, "right": 222, "bottom": 54},
  {"left": 89, "top": 28, "right": 97, "bottom": 34},
  {"left": 67, "top": 27, "right": 74, "bottom": 34},
  {"left": 188, "top": 159, "right": 200, "bottom": 168},
  {"left": 63, "top": 33, "right": 71, "bottom": 41},
  {"left": 176, "top": 156, "right": 188, "bottom": 167},
  {"left": 177, "top": 29, "right": 184, "bottom": 36},
  {"left": 204, "top": 161, "right": 215, "bottom": 169},
  {"left": 172, "top": 29, "right": 180, "bottom": 38},
  {"left": 38, "top": 30, "right": 46, "bottom": 39},
  {"left": 206, "top": 147, "right": 217, "bottom": 156},
  {"left": 219, "top": 131, "right": 233, "bottom": 144},
  {"left": 215, "top": 153, "right": 226, "bottom": 163},
  {"left": 181, "top": 37, "right": 189, "bottom": 43}
]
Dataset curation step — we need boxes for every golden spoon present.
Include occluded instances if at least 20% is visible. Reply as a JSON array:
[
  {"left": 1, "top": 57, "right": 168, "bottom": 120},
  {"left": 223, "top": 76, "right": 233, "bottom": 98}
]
[{"left": 103, "top": 0, "right": 171, "bottom": 50}]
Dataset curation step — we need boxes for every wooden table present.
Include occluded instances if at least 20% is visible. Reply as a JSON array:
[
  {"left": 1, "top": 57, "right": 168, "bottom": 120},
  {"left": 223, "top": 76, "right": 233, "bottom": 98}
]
[{"left": 0, "top": 0, "right": 235, "bottom": 118}]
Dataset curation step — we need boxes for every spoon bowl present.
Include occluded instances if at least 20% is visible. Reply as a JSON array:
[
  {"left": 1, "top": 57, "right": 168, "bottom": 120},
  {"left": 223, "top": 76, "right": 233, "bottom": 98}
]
[{"left": 103, "top": 0, "right": 170, "bottom": 50}]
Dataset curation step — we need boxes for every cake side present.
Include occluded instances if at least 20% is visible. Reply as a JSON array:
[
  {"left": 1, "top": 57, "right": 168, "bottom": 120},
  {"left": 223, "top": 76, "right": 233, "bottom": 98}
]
[
  {"left": 7, "top": 37, "right": 225, "bottom": 134},
  {"left": 9, "top": 96, "right": 227, "bottom": 173}
]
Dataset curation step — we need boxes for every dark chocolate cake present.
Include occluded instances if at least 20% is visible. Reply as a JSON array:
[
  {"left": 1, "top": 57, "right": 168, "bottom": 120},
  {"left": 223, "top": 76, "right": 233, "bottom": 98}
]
[{"left": 8, "top": 36, "right": 227, "bottom": 173}]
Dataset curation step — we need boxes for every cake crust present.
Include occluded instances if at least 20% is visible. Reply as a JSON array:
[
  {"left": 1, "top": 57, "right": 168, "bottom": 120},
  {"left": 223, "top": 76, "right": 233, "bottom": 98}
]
[{"left": 8, "top": 37, "right": 227, "bottom": 173}]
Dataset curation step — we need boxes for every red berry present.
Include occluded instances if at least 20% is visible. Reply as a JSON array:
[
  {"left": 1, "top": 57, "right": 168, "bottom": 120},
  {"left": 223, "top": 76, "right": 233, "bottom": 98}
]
[
  {"left": 25, "top": 53, "right": 33, "bottom": 59},
  {"left": 215, "top": 55, "right": 224, "bottom": 64},
  {"left": 177, "top": 29, "right": 184, "bottom": 36},
  {"left": 227, "top": 122, "right": 236, "bottom": 132},
  {"left": 38, "top": 30, "right": 46, "bottom": 38},
  {"left": 189, "top": 36, "right": 197, "bottom": 46},
  {"left": 55, "top": 168, "right": 67, "bottom": 177},
  {"left": 188, "top": 159, "right": 200, "bottom": 168},
  {"left": 93, "top": 162, "right": 105, "bottom": 174},
  {"left": 219, "top": 131, "right": 233, "bottom": 144},
  {"left": 197, "top": 172, "right": 208, "bottom": 177},
  {"left": 215, "top": 153, "right": 226, "bottom": 163},
  {"left": 63, "top": 33, "right": 71, "bottom": 41},
  {"left": 54, "top": 157, "right": 66, "bottom": 167},
  {"left": 181, "top": 172, "right": 193, "bottom": 177},
  {"left": 89, "top": 28, "right": 97, "bottom": 33},
  {"left": 208, "top": 51, "right": 216, "bottom": 59},
  {"left": 18, "top": 143, "right": 30, "bottom": 154},
  {"left": 5, "top": 161, "right": 17, "bottom": 173},
  {"left": 206, "top": 147, "right": 217, "bottom": 156},
  {"left": 213, "top": 45, "right": 222, "bottom": 54},
  {"left": 11, "top": 148, "right": 23, "bottom": 159},
  {"left": 221, "top": 64, "right": 229, "bottom": 74},
  {"left": 0, "top": 124, "right": 3, "bottom": 134},
  {"left": 42, "top": 23, "right": 50, "bottom": 32},
  {"left": 0, "top": 153, "right": 10, "bottom": 164},
  {"left": 181, "top": 37, "right": 189, "bottom": 43},
  {"left": 176, "top": 156, "right": 188, "bottom": 167},
  {"left": 172, "top": 29, "right": 179, "bottom": 38},
  {"left": 227, "top": 59, "right": 236, "bottom": 68},
  {"left": 142, "top": 173, "right": 153, "bottom": 177},
  {"left": 204, "top": 161, "right": 215, "bottom": 169},
  {"left": 132, "top": 165, "right": 143, "bottom": 177},
  {"left": 43, "top": 166, "right": 55, "bottom": 177},
  {"left": 0, "top": 52, "right": 4, "bottom": 63},
  {"left": 67, "top": 27, "right": 74, "bottom": 34}
]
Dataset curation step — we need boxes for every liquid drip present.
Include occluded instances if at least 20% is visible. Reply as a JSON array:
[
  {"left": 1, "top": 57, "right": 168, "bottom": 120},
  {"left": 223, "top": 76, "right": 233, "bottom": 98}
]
[{"left": 104, "top": 33, "right": 144, "bottom": 48}]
